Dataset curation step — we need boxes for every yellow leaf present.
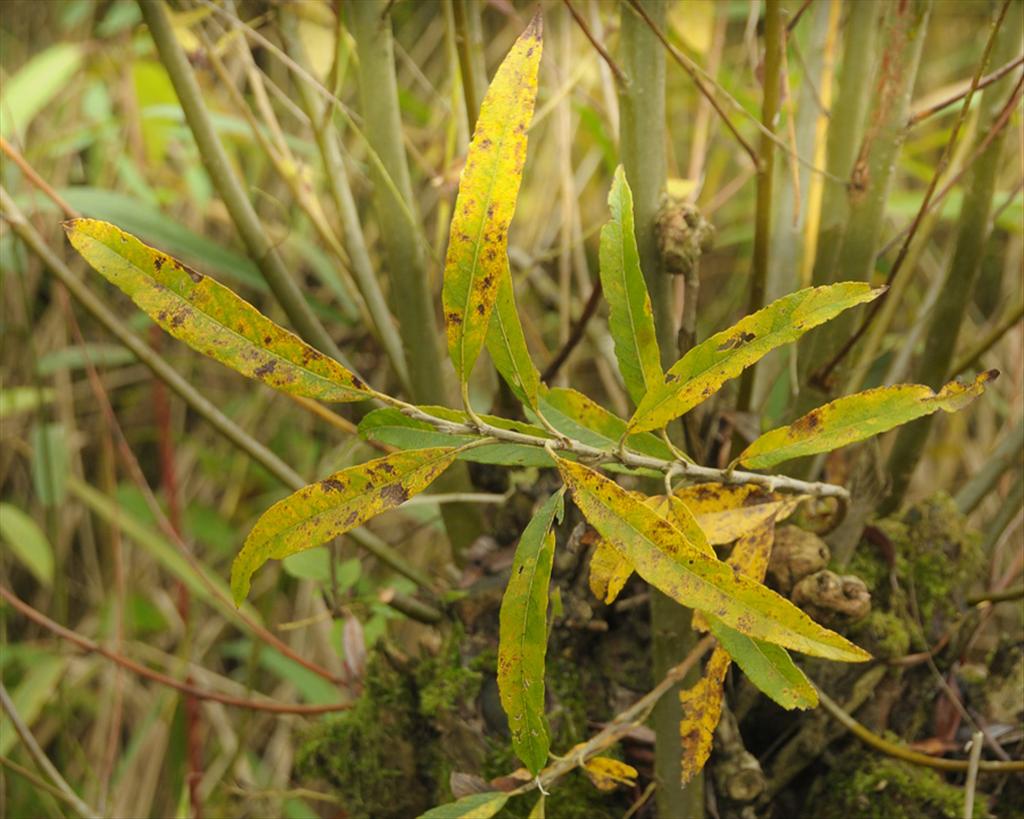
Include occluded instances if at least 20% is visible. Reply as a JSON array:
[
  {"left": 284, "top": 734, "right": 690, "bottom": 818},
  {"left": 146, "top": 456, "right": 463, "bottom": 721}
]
[
  {"left": 588, "top": 540, "right": 632, "bottom": 604},
  {"left": 418, "top": 792, "right": 509, "bottom": 819},
  {"left": 628, "top": 283, "right": 884, "bottom": 433},
  {"left": 675, "top": 483, "right": 805, "bottom": 545},
  {"left": 583, "top": 756, "right": 638, "bottom": 791},
  {"left": 552, "top": 453, "right": 869, "bottom": 662},
  {"left": 231, "top": 447, "right": 459, "bottom": 604},
  {"left": 737, "top": 371, "right": 999, "bottom": 469},
  {"left": 669, "top": 0, "right": 716, "bottom": 55},
  {"left": 679, "top": 645, "right": 730, "bottom": 784},
  {"left": 443, "top": 13, "right": 543, "bottom": 382},
  {"left": 65, "top": 219, "right": 369, "bottom": 403}
]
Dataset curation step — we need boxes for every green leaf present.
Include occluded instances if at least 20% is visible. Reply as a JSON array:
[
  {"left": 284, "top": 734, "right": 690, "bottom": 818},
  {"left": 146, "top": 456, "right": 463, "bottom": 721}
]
[
  {"left": 737, "top": 370, "right": 999, "bottom": 469},
  {"left": 0, "top": 503, "right": 54, "bottom": 587},
  {"left": 628, "top": 283, "right": 885, "bottom": 433},
  {"left": 30, "top": 423, "right": 69, "bottom": 507},
  {"left": 358, "top": 407, "right": 554, "bottom": 467},
  {"left": 551, "top": 453, "right": 870, "bottom": 662},
  {"left": 486, "top": 264, "right": 542, "bottom": 409},
  {"left": 231, "top": 448, "right": 459, "bottom": 604},
  {"left": 706, "top": 616, "right": 818, "bottom": 710},
  {"left": 0, "top": 42, "right": 83, "bottom": 138},
  {"left": 599, "top": 166, "right": 663, "bottom": 404},
  {"left": 65, "top": 218, "right": 369, "bottom": 402},
  {"left": 419, "top": 792, "right": 510, "bottom": 819},
  {"left": 498, "top": 489, "right": 564, "bottom": 774},
  {"left": 442, "top": 13, "right": 543, "bottom": 381},
  {"left": 539, "top": 387, "right": 673, "bottom": 460}
]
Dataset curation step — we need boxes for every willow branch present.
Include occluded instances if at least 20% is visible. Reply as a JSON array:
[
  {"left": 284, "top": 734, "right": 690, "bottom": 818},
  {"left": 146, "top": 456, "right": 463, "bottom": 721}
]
[{"left": 378, "top": 395, "right": 850, "bottom": 500}]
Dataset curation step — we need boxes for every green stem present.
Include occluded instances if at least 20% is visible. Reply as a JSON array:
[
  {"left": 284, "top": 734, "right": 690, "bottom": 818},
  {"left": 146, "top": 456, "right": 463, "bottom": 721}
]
[
  {"left": 348, "top": 0, "right": 481, "bottom": 556},
  {"left": 801, "top": 0, "right": 932, "bottom": 400},
  {"left": 735, "top": 0, "right": 783, "bottom": 418},
  {"left": 955, "top": 419, "right": 1024, "bottom": 515},
  {"left": 137, "top": 0, "right": 345, "bottom": 365},
  {"left": 284, "top": 20, "right": 413, "bottom": 392},
  {"left": 619, "top": 3, "right": 700, "bottom": 815},
  {"left": 809, "top": 0, "right": 885, "bottom": 288},
  {"left": 450, "top": 0, "right": 487, "bottom": 133},
  {"left": 883, "top": 0, "right": 1019, "bottom": 512}
]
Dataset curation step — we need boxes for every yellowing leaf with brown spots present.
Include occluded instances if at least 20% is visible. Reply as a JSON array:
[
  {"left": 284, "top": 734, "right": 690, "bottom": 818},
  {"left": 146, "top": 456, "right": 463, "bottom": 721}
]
[
  {"left": 418, "top": 792, "right": 509, "bottom": 819},
  {"left": 674, "top": 483, "right": 805, "bottom": 545},
  {"left": 486, "top": 263, "right": 542, "bottom": 409},
  {"left": 498, "top": 489, "right": 563, "bottom": 774},
  {"left": 588, "top": 540, "right": 632, "bottom": 604},
  {"left": 551, "top": 453, "right": 869, "bottom": 662},
  {"left": 679, "top": 644, "right": 730, "bottom": 784},
  {"left": 231, "top": 448, "right": 458, "bottom": 604},
  {"left": 627, "top": 283, "right": 884, "bottom": 433},
  {"left": 443, "top": 13, "right": 543, "bottom": 382},
  {"left": 737, "top": 370, "right": 999, "bottom": 469},
  {"left": 65, "top": 219, "right": 368, "bottom": 402},
  {"left": 582, "top": 757, "right": 638, "bottom": 791},
  {"left": 600, "top": 166, "right": 663, "bottom": 404},
  {"left": 588, "top": 495, "right": 710, "bottom": 604}
]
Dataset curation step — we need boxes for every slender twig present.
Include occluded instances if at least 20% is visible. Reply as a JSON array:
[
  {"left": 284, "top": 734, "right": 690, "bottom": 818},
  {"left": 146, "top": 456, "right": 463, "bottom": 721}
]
[
  {"left": 0, "top": 586, "right": 351, "bottom": 716},
  {"left": 0, "top": 682, "right": 101, "bottom": 819},
  {"left": 563, "top": 0, "right": 626, "bottom": 86},
  {"left": 374, "top": 392, "right": 851, "bottom": 500},
  {"left": 951, "top": 300, "right": 1024, "bottom": 376},
  {"left": 0, "top": 755, "right": 82, "bottom": 810},
  {"left": 0, "top": 137, "right": 74, "bottom": 215},
  {"left": 786, "top": 0, "right": 815, "bottom": 33},
  {"left": 503, "top": 636, "right": 715, "bottom": 797},
  {"left": 964, "top": 731, "right": 984, "bottom": 819},
  {"left": 966, "top": 584, "right": 1024, "bottom": 606},
  {"left": 625, "top": 0, "right": 758, "bottom": 169},
  {"left": 541, "top": 279, "right": 604, "bottom": 382},
  {"left": 909, "top": 54, "right": 1024, "bottom": 127},
  {"left": 815, "top": 686, "right": 1024, "bottom": 773}
]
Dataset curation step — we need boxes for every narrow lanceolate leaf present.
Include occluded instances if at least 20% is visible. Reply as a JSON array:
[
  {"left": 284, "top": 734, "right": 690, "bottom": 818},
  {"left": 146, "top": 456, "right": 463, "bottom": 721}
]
[
  {"left": 539, "top": 387, "right": 674, "bottom": 460},
  {"left": 65, "top": 219, "right": 368, "bottom": 402},
  {"left": 552, "top": 454, "right": 869, "bottom": 662},
  {"left": 231, "top": 448, "right": 458, "bottom": 604},
  {"left": 486, "top": 263, "right": 542, "bottom": 409},
  {"left": 628, "top": 283, "right": 884, "bottom": 433},
  {"left": 679, "top": 645, "right": 730, "bottom": 784},
  {"left": 442, "top": 13, "right": 543, "bottom": 382},
  {"left": 706, "top": 616, "right": 817, "bottom": 710},
  {"left": 498, "top": 489, "right": 564, "bottom": 774},
  {"left": 418, "top": 792, "right": 509, "bottom": 819},
  {"left": 675, "top": 483, "right": 805, "bottom": 545},
  {"left": 600, "top": 166, "right": 663, "bottom": 404},
  {"left": 737, "top": 370, "right": 999, "bottom": 470},
  {"left": 588, "top": 540, "right": 633, "bottom": 604}
]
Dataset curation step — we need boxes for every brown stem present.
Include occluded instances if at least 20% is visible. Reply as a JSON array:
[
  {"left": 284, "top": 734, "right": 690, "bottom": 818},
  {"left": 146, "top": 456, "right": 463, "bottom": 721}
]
[
  {"left": 562, "top": 0, "right": 626, "bottom": 85},
  {"left": 0, "top": 586, "right": 351, "bottom": 716},
  {"left": 541, "top": 279, "right": 604, "bottom": 383}
]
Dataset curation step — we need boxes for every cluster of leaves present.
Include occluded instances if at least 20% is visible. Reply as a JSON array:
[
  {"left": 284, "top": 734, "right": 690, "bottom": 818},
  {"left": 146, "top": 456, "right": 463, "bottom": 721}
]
[{"left": 64, "top": 11, "right": 997, "bottom": 818}]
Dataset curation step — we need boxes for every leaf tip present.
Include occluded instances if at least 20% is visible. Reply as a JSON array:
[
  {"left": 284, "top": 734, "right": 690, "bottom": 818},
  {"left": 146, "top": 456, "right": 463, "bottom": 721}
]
[{"left": 526, "top": 8, "right": 543, "bottom": 40}]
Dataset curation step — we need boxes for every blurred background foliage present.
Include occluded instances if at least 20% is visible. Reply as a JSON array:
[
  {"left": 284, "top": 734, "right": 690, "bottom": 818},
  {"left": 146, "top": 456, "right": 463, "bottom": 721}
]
[{"left": 0, "top": 1, "right": 1021, "bottom": 817}]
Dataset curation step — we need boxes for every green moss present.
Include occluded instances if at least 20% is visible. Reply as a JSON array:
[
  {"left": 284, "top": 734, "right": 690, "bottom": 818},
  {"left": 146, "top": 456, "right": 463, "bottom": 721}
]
[
  {"left": 851, "top": 493, "right": 981, "bottom": 649},
  {"left": 297, "top": 654, "right": 439, "bottom": 819},
  {"left": 848, "top": 610, "right": 912, "bottom": 661},
  {"left": 808, "top": 749, "right": 987, "bottom": 819}
]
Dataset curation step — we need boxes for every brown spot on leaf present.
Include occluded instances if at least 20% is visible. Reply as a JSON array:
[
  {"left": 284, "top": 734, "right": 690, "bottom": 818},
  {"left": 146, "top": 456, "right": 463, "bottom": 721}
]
[
  {"left": 154, "top": 257, "right": 163, "bottom": 271},
  {"left": 321, "top": 478, "right": 345, "bottom": 493},
  {"left": 380, "top": 483, "right": 409, "bottom": 506},
  {"left": 254, "top": 360, "right": 277, "bottom": 378}
]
